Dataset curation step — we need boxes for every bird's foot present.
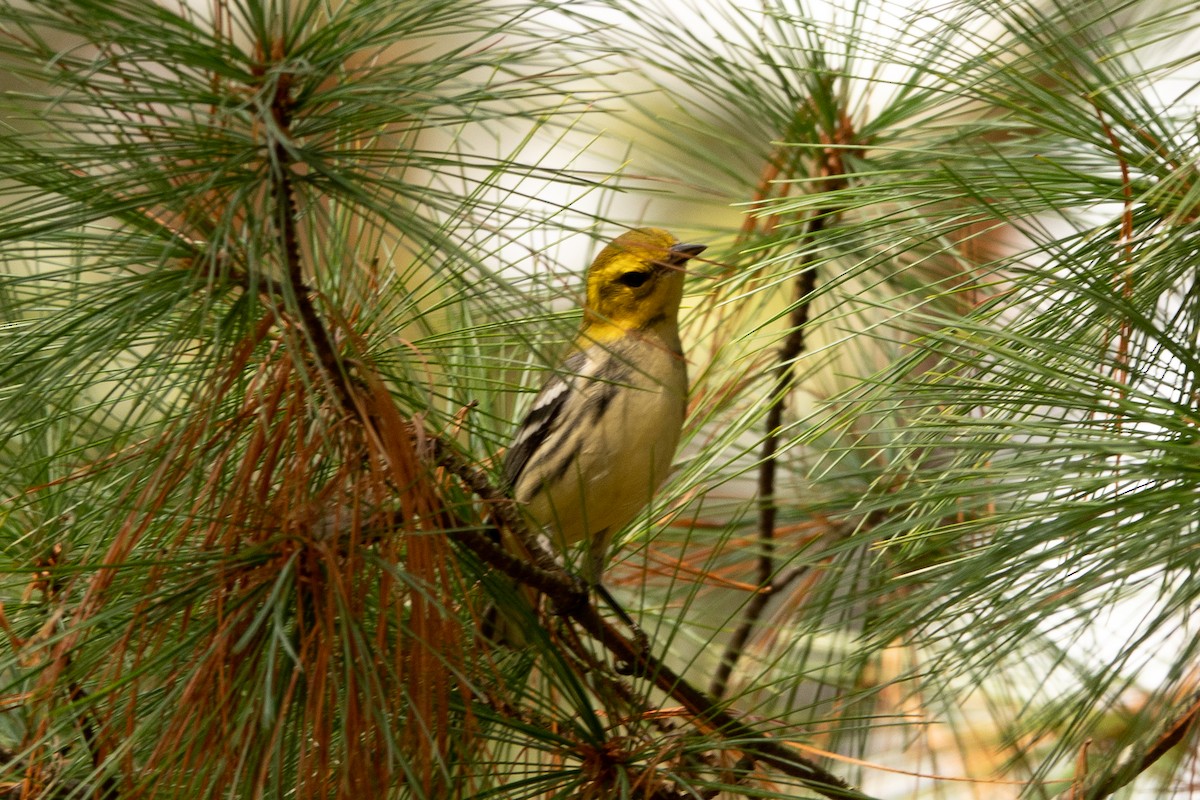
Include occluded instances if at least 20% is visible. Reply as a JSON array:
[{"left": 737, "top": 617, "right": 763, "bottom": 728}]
[{"left": 594, "top": 583, "right": 651, "bottom": 675}]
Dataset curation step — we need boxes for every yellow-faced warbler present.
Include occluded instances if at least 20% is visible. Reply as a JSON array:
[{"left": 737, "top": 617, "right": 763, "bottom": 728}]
[{"left": 505, "top": 228, "right": 706, "bottom": 586}]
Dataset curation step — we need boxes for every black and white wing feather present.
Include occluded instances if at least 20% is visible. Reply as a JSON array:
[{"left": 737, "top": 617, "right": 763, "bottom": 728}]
[{"left": 503, "top": 350, "right": 588, "bottom": 491}]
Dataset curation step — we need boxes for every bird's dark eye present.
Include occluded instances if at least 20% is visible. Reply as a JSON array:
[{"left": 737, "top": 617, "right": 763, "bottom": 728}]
[{"left": 616, "top": 271, "right": 650, "bottom": 288}]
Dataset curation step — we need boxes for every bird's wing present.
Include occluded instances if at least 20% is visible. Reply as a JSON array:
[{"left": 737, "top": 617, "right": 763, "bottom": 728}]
[{"left": 503, "top": 349, "right": 590, "bottom": 488}]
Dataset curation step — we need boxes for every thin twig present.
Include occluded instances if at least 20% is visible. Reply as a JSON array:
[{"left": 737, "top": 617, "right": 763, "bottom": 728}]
[
  {"left": 555, "top": 627, "right": 763, "bottom": 798},
  {"left": 432, "top": 439, "right": 583, "bottom": 600},
  {"left": 709, "top": 218, "right": 825, "bottom": 699},
  {"left": 711, "top": 114, "right": 852, "bottom": 699},
  {"left": 15, "top": 550, "right": 120, "bottom": 799}
]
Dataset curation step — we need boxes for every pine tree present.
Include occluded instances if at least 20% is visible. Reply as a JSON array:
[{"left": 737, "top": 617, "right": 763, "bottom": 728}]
[{"left": 3, "top": 1, "right": 1199, "bottom": 797}]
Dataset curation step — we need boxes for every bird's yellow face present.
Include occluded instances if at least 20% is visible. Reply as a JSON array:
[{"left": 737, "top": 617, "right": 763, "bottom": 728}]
[{"left": 583, "top": 228, "right": 705, "bottom": 340}]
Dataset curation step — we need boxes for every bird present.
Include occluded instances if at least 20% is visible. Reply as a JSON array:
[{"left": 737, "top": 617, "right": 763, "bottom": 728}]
[{"left": 503, "top": 228, "right": 706, "bottom": 587}]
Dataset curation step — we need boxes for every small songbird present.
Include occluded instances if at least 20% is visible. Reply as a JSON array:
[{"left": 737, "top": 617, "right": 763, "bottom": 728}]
[{"left": 504, "top": 228, "right": 706, "bottom": 585}]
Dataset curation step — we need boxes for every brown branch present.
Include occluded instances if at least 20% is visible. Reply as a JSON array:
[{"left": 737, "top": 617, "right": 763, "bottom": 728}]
[
  {"left": 711, "top": 113, "right": 853, "bottom": 700},
  {"left": 259, "top": 38, "right": 354, "bottom": 416},
  {"left": 1090, "top": 101, "right": 1134, "bottom": 385},
  {"left": 1076, "top": 690, "right": 1200, "bottom": 800},
  {"left": 552, "top": 625, "right": 761, "bottom": 798},
  {"left": 432, "top": 439, "right": 582, "bottom": 597},
  {"left": 9, "top": 550, "right": 121, "bottom": 800},
  {"left": 710, "top": 209, "right": 833, "bottom": 699},
  {"left": 551, "top": 550, "right": 869, "bottom": 799},
  {"left": 67, "top": 680, "right": 119, "bottom": 800}
]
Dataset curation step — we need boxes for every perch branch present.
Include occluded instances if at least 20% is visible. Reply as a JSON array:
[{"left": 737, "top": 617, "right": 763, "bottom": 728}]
[{"left": 432, "top": 441, "right": 874, "bottom": 800}]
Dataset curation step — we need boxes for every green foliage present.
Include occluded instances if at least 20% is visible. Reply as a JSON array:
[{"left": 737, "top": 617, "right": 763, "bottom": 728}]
[{"left": 2, "top": 0, "right": 1199, "bottom": 798}]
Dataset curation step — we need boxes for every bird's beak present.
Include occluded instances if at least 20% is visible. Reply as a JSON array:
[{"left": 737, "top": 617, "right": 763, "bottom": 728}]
[{"left": 670, "top": 242, "right": 707, "bottom": 260}]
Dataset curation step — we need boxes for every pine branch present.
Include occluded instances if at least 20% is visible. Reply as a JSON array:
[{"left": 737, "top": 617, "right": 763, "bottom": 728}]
[{"left": 259, "top": 36, "right": 354, "bottom": 416}]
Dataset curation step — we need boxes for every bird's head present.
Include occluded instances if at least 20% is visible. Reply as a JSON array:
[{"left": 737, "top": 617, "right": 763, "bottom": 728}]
[{"left": 583, "top": 228, "right": 706, "bottom": 338}]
